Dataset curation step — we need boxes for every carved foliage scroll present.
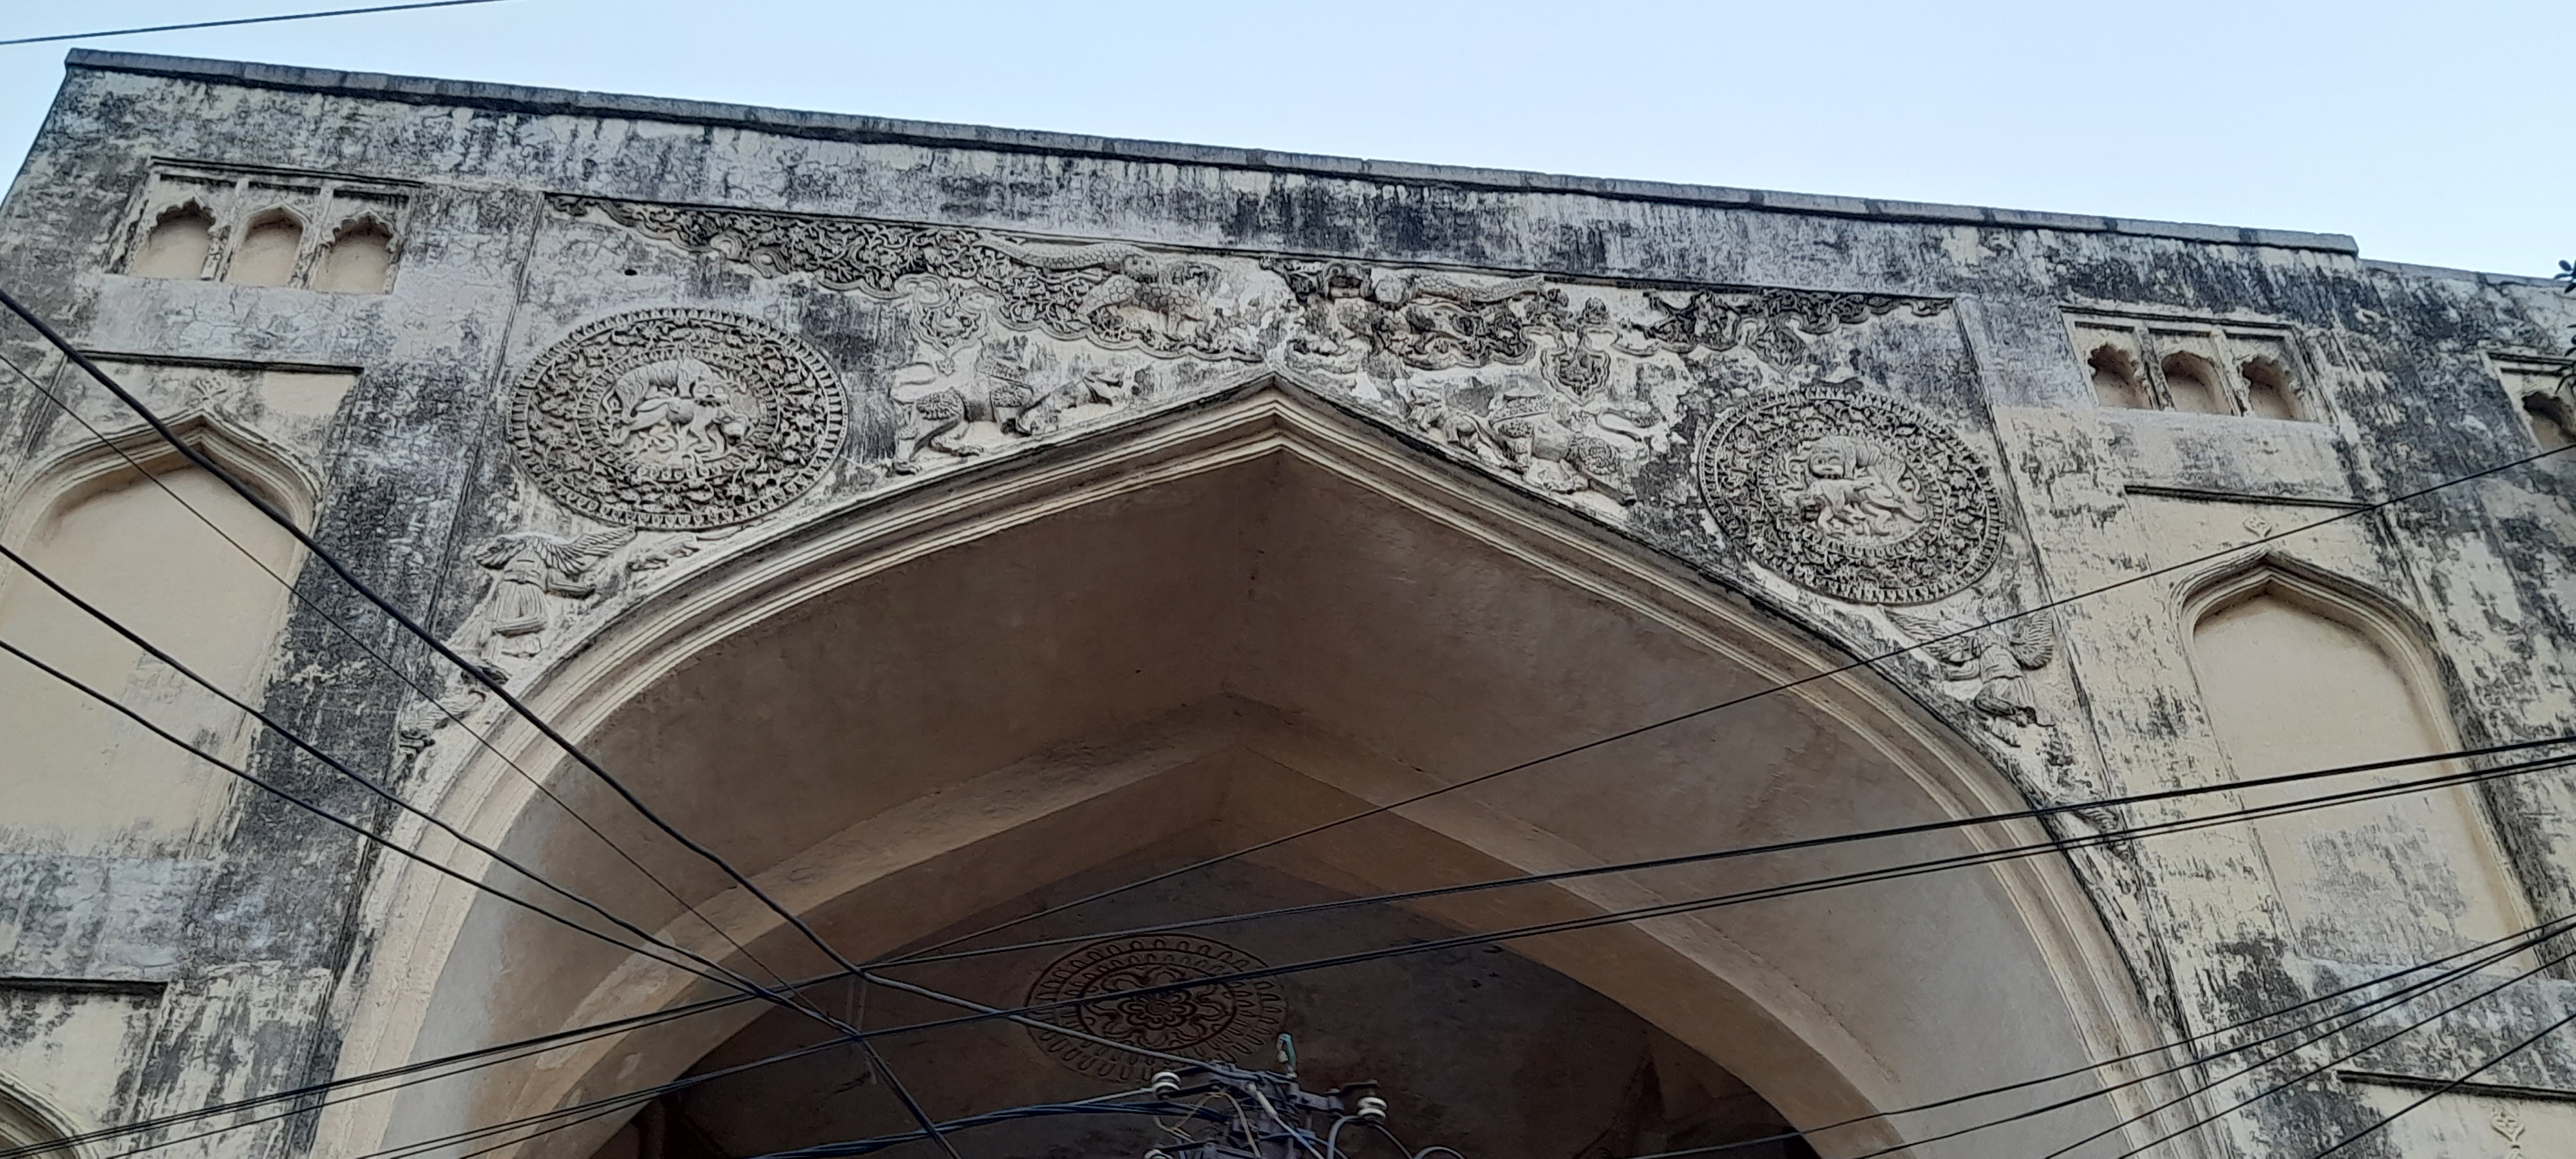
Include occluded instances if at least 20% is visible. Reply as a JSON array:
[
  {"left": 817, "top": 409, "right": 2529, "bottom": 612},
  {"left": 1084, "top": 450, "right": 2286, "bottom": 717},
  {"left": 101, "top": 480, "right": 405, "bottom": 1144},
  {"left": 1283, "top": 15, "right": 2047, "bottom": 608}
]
[{"left": 550, "top": 196, "right": 1266, "bottom": 362}]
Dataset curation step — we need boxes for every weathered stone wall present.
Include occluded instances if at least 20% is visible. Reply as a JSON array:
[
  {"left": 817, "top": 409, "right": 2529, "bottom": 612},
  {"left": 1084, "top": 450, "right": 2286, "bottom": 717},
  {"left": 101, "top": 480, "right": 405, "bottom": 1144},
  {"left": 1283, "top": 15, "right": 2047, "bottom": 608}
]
[{"left": 0, "top": 50, "right": 2570, "bottom": 1158}]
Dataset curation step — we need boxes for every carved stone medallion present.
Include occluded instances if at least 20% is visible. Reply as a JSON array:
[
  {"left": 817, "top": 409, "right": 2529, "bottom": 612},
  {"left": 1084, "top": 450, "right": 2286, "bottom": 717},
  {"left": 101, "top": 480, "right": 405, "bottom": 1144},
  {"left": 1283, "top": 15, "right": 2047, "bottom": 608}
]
[
  {"left": 1023, "top": 935, "right": 1287, "bottom": 1080},
  {"left": 506, "top": 308, "right": 847, "bottom": 530},
  {"left": 1694, "top": 382, "right": 2000, "bottom": 605}
]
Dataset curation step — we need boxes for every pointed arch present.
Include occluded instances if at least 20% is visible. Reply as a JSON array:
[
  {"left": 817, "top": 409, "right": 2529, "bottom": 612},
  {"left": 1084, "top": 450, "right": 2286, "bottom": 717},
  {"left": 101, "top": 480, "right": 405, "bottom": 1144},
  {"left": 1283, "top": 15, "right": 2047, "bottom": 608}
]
[
  {"left": 314, "top": 213, "right": 397, "bottom": 294},
  {"left": 129, "top": 200, "right": 216, "bottom": 281},
  {"left": 223, "top": 207, "right": 305, "bottom": 287},
  {"left": 2179, "top": 552, "right": 2533, "bottom": 964},
  {"left": 322, "top": 378, "right": 2181, "bottom": 1159},
  {"left": 0, "top": 1069, "right": 91, "bottom": 1159},
  {"left": 3, "top": 410, "right": 319, "bottom": 546}
]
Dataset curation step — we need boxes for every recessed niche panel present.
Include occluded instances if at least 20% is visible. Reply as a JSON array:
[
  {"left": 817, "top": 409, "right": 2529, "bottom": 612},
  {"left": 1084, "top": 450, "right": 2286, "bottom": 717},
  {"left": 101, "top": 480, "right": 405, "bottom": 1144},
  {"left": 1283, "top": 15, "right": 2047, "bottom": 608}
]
[
  {"left": 2063, "top": 310, "right": 2324, "bottom": 423},
  {"left": 118, "top": 162, "right": 414, "bottom": 293}
]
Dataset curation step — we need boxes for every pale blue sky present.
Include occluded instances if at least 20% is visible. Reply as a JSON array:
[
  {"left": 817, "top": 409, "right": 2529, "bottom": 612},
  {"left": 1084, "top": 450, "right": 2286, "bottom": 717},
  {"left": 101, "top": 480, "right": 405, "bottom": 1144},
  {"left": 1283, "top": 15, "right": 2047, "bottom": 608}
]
[{"left": 3, "top": 1, "right": 2566, "bottom": 276}]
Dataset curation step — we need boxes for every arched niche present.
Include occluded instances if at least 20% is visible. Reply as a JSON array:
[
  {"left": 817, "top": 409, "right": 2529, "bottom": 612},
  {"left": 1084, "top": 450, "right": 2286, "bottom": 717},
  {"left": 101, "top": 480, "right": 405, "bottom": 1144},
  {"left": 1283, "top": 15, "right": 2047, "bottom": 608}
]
[
  {"left": 2238, "top": 357, "right": 2302, "bottom": 421},
  {"left": 223, "top": 209, "right": 304, "bottom": 287},
  {"left": 0, "top": 1069, "right": 90, "bottom": 1159},
  {"left": 2180, "top": 557, "right": 2533, "bottom": 965},
  {"left": 0, "top": 414, "right": 316, "bottom": 854},
  {"left": 2086, "top": 342, "right": 2150, "bottom": 410},
  {"left": 325, "top": 381, "right": 2177, "bottom": 1159},
  {"left": 2157, "top": 353, "right": 2228, "bottom": 415},
  {"left": 315, "top": 216, "right": 396, "bottom": 294},
  {"left": 129, "top": 203, "right": 214, "bottom": 281}
]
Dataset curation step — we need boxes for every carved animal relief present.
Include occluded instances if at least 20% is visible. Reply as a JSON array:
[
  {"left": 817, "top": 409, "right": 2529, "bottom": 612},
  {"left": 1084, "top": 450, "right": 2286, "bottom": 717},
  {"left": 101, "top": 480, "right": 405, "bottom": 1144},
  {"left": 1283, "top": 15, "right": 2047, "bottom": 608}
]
[
  {"left": 506, "top": 308, "right": 848, "bottom": 530},
  {"left": 1694, "top": 383, "right": 2002, "bottom": 605},
  {"left": 1023, "top": 935, "right": 1287, "bottom": 1082}
]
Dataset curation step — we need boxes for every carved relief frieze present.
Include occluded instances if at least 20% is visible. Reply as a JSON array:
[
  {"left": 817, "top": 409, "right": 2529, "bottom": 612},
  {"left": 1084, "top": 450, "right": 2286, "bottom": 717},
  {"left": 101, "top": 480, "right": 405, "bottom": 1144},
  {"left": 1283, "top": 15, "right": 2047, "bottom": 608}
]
[
  {"left": 551, "top": 197, "right": 1991, "bottom": 604},
  {"left": 506, "top": 307, "right": 848, "bottom": 531},
  {"left": 549, "top": 196, "right": 1271, "bottom": 362},
  {"left": 1880, "top": 595, "right": 2120, "bottom": 829},
  {"left": 1023, "top": 935, "right": 1287, "bottom": 1082},
  {"left": 421, "top": 523, "right": 716, "bottom": 710}
]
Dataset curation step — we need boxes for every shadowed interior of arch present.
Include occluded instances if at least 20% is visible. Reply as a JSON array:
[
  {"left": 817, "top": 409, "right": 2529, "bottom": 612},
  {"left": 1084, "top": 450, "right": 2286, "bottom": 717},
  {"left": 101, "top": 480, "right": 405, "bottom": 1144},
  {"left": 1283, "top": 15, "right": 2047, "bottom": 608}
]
[{"left": 371, "top": 393, "right": 2155, "bottom": 1159}]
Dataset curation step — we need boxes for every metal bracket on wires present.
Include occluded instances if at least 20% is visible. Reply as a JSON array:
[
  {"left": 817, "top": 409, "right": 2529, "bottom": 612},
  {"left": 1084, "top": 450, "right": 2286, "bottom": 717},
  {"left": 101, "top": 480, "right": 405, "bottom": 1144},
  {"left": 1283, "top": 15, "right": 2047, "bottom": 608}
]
[{"left": 1141, "top": 1053, "right": 1420, "bottom": 1159}]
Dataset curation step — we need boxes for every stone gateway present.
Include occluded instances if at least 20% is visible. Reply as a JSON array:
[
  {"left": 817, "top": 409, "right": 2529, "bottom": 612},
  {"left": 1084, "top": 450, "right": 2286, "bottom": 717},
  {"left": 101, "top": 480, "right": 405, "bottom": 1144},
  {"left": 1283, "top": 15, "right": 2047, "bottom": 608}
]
[{"left": 0, "top": 50, "right": 2570, "bottom": 1159}]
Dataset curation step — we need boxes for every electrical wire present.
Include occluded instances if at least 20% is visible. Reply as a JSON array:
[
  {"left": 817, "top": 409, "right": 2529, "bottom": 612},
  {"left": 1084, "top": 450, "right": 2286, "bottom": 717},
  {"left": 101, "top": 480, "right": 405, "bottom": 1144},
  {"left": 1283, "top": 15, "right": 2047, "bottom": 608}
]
[
  {"left": 743, "top": 1102, "right": 1231, "bottom": 1159},
  {"left": 0, "top": 356, "right": 1006, "bottom": 1159},
  {"left": 833, "top": 751, "right": 2576, "bottom": 1060},
  {"left": 14, "top": 276, "right": 2573, "bottom": 1004},
  {"left": 35, "top": 737, "right": 2576, "bottom": 1154},
  {"left": 330, "top": 1035, "right": 858, "bottom": 1159},
  {"left": 0, "top": 1, "right": 513, "bottom": 46},
  {"left": 867, "top": 734, "right": 2576, "bottom": 972},
  {"left": 225, "top": 748, "right": 2576, "bottom": 1159},
  {"left": 9, "top": 284, "right": 2573, "bottom": 1153},
  {"left": 0, "top": 617, "right": 987, "bottom": 1159},
  {"left": 890, "top": 443, "right": 2576, "bottom": 966},
  {"left": 0, "top": 545, "right": 972, "bottom": 1159},
  {"left": 0, "top": 622, "right": 1150, "bottom": 1158},
  {"left": 0, "top": 348, "right": 835, "bottom": 1014},
  {"left": 0, "top": 297, "right": 1185, "bottom": 1154},
  {"left": 2089, "top": 943, "right": 2576, "bottom": 1159},
  {"left": 0, "top": 287, "right": 880, "bottom": 992},
  {"left": 705, "top": 900, "right": 2576, "bottom": 1159},
  {"left": 5, "top": 979, "right": 772, "bottom": 1159},
  {"left": 0, "top": 289, "right": 1200, "bottom": 1153},
  {"left": 0, "top": 538, "right": 857, "bottom": 1015},
  {"left": 0, "top": 632, "right": 752, "bottom": 994},
  {"left": 861, "top": 1037, "right": 967, "bottom": 1159},
  {"left": 2305, "top": 1008, "right": 2576, "bottom": 1158},
  {"left": 345, "top": 1073, "right": 1177, "bottom": 1159},
  {"left": 1918, "top": 934, "right": 2576, "bottom": 1159},
  {"left": 1614, "top": 910, "right": 2576, "bottom": 1159},
  {"left": 404, "top": 882, "right": 2576, "bottom": 1159}
]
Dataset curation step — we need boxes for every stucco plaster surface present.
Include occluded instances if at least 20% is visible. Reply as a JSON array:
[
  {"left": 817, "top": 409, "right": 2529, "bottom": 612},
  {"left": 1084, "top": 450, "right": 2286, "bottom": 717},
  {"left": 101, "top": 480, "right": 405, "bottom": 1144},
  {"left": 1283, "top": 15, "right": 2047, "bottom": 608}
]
[{"left": 0, "top": 50, "right": 2570, "bottom": 1159}]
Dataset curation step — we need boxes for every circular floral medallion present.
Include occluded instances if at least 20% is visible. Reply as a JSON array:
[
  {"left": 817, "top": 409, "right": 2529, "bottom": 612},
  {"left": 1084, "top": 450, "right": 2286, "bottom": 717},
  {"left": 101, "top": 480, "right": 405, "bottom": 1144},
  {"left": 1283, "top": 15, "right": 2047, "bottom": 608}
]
[
  {"left": 506, "top": 308, "right": 846, "bottom": 531},
  {"left": 1023, "top": 935, "right": 1287, "bottom": 1080},
  {"left": 1693, "top": 382, "right": 2000, "bottom": 605}
]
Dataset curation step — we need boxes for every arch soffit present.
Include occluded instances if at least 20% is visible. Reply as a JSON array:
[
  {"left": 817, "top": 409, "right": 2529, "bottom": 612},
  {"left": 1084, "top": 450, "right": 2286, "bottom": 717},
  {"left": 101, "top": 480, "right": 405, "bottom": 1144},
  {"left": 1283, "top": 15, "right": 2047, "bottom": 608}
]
[
  {"left": 480, "top": 370, "right": 2003, "bottom": 806},
  {"left": 347, "top": 375, "right": 2163, "bottom": 1152},
  {"left": 439, "top": 373, "right": 2065, "bottom": 880}
]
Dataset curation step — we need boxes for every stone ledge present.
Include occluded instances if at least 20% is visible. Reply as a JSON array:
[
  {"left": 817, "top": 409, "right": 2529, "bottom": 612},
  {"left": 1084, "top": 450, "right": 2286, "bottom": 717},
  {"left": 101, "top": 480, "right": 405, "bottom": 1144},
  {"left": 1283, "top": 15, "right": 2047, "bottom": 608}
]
[{"left": 63, "top": 49, "right": 2371, "bottom": 258}]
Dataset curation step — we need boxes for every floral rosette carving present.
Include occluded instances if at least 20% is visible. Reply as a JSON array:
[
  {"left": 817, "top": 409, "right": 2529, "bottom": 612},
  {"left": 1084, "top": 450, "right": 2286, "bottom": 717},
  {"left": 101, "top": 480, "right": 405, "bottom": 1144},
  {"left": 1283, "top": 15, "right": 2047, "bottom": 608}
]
[
  {"left": 506, "top": 308, "right": 847, "bottom": 531},
  {"left": 1694, "top": 382, "right": 2000, "bottom": 605},
  {"left": 1023, "top": 935, "right": 1287, "bottom": 1080}
]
